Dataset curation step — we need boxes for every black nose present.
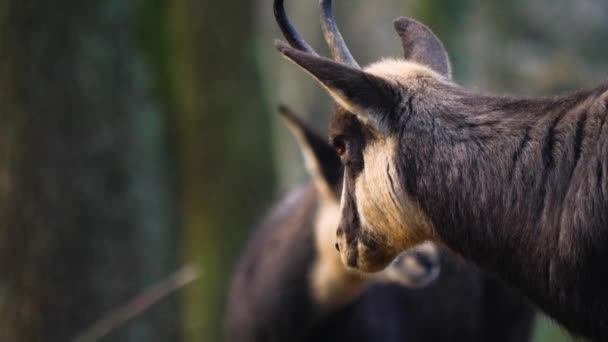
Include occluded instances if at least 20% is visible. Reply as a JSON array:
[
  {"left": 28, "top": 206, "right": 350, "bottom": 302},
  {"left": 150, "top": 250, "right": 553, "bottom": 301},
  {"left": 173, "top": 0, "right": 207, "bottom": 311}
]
[{"left": 335, "top": 243, "right": 340, "bottom": 252}]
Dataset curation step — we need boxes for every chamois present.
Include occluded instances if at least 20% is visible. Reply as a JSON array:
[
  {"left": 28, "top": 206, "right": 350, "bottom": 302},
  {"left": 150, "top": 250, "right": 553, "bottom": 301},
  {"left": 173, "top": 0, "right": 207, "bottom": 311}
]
[
  {"left": 273, "top": 0, "right": 608, "bottom": 339},
  {"left": 224, "top": 104, "right": 534, "bottom": 341}
]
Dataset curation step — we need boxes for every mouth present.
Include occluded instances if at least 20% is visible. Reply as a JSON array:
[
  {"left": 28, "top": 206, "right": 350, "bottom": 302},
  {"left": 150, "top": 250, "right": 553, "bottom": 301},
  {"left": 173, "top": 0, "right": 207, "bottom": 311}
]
[{"left": 336, "top": 226, "right": 395, "bottom": 273}]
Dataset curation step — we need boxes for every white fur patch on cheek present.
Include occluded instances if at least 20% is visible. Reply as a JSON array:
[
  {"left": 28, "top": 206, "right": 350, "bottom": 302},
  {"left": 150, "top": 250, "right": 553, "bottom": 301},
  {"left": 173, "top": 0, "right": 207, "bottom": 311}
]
[
  {"left": 354, "top": 138, "right": 434, "bottom": 248},
  {"left": 355, "top": 164, "right": 404, "bottom": 245}
]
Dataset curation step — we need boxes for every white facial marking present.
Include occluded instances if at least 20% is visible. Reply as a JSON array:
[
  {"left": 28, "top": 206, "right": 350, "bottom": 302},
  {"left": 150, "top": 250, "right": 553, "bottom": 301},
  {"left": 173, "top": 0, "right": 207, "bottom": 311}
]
[
  {"left": 311, "top": 175, "right": 438, "bottom": 307},
  {"left": 355, "top": 137, "right": 435, "bottom": 251}
]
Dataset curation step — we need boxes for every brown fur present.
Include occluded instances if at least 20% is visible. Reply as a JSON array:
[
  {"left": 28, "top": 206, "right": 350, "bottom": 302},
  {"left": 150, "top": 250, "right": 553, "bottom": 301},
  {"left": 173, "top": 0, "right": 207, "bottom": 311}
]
[
  {"left": 274, "top": 7, "right": 608, "bottom": 340},
  {"left": 225, "top": 108, "right": 535, "bottom": 342},
  {"left": 279, "top": 106, "right": 440, "bottom": 308}
]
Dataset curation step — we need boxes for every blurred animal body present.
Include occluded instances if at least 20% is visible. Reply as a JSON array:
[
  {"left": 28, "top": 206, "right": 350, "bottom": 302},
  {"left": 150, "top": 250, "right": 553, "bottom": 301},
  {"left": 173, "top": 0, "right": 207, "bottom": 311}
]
[
  {"left": 274, "top": 0, "right": 608, "bottom": 339},
  {"left": 224, "top": 104, "right": 534, "bottom": 342}
]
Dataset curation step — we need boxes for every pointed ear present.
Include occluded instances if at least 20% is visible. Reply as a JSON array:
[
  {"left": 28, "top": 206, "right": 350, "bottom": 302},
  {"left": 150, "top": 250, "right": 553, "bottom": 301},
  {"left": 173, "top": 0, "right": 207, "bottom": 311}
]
[
  {"left": 393, "top": 17, "right": 451, "bottom": 79},
  {"left": 275, "top": 41, "right": 397, "bottom": 133},
  {"left": 278, "top": 105, "right": 342, "bottom": 201}
]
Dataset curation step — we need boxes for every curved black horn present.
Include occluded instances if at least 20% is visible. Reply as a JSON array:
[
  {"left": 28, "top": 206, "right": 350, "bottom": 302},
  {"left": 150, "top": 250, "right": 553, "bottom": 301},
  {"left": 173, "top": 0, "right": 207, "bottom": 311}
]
[
  {"left": 320, "top": 0, "right": 359, "bottom": 68},
  {"left": 274, "top": 0, "right": 318, "bottom": 55}
]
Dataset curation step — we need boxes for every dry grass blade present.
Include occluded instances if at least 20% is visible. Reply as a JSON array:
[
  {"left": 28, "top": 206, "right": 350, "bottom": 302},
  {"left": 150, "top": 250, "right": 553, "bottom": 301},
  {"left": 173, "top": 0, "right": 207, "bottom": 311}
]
[{"left": 72, "top": 265, "right": 201, "bottom": 342}]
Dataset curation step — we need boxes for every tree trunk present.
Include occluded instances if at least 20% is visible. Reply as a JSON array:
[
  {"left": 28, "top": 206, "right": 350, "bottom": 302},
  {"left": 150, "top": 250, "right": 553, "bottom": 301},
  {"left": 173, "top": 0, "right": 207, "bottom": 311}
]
[
  {"left": 0, "top": 1, "right": 177, "bottom": 341},
  {"left": 168, "top": 1, "right": 276, "bottom": 341}
]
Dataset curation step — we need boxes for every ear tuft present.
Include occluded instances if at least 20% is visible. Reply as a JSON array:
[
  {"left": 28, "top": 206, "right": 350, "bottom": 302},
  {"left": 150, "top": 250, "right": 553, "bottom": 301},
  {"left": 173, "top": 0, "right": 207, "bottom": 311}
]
[
  {"left": 274, "top": 39, "right": 292, "bottom": 54},
  {"left": 277, "top": 103, "right": 291, "bottom": 117},
  {"left": 393, "top": 17, "right": 451, "bottom": 79}
]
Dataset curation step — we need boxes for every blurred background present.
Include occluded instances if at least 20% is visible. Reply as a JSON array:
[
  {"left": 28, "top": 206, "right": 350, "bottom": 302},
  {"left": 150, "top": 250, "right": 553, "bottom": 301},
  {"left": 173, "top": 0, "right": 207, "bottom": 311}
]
[{"left": 0, "top": 0, "right": 606, "bottom": 341}]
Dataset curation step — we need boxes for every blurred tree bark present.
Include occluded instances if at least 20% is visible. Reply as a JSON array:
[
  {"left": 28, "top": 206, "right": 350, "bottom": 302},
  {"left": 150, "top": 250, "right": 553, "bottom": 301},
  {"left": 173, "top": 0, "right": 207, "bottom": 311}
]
[
  {"left": 168, "top": 1, "right": 276, "bottom": 341},
  {"left": 0, "top": 1, "right": 177, "bottom": 341}
]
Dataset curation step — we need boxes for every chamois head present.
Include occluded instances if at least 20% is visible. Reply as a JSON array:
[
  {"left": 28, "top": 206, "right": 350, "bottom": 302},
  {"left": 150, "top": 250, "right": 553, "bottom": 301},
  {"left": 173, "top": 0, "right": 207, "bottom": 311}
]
[
  {"left": 274, "top": 0, "right": 451, "bottom": 272},
  {"left": 279, "top": 104, "right": 440, "bottom": 289}
]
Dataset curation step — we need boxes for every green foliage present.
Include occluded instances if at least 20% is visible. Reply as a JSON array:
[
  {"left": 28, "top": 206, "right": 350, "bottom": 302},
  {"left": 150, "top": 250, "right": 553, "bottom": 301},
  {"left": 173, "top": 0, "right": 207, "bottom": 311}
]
[{"left": 533, "top": 316, "right": 576, "bottom": 342}]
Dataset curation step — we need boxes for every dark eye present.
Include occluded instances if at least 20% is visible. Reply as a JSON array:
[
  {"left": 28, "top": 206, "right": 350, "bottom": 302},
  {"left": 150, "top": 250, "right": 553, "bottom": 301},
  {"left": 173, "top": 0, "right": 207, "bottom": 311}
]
[{"left": 331, "top": 135, "right": 346, "bottom": 156}]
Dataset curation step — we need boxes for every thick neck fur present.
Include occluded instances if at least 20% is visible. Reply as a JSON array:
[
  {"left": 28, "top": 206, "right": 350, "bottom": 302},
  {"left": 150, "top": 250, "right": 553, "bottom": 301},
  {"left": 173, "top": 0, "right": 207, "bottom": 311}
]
[{"left": 400, "top": 81, "right": 608, "bottom": 338}]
